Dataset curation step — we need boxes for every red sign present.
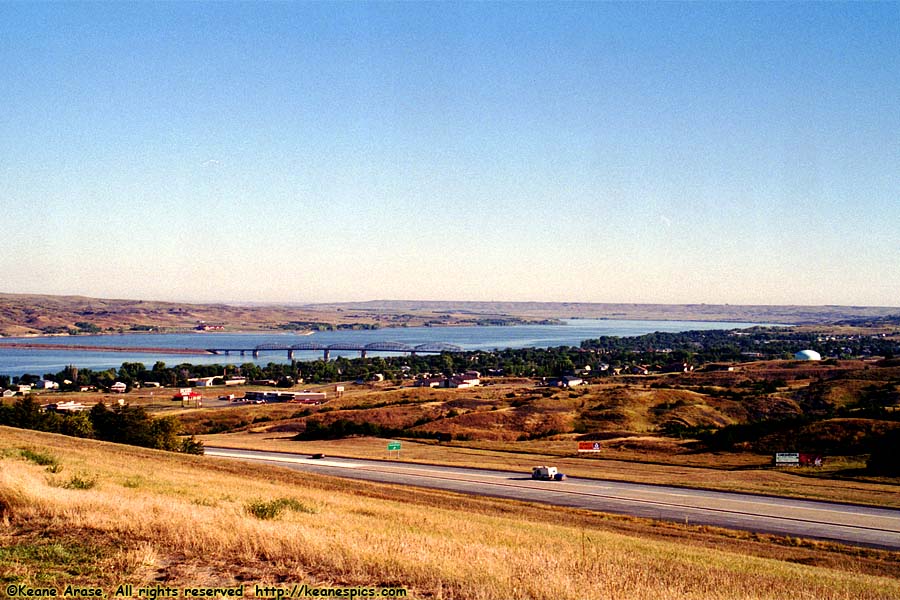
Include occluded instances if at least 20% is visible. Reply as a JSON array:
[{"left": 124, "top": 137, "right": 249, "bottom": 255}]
[
  {"left": 799, "top": 453, "right": 824, "bottom": 467},
  {"left": 578, "top": 441, "right": 602, "bottom": 453}
]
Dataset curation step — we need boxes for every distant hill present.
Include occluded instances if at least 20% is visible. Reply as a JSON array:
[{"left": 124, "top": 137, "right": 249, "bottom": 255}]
[
  {"left": 0, "top": 292, "right": 898, "bottom": 336},
  {"left": 314, "top": 300, "right": 900, "bottom": 326},
  {"left": 0, "top": 293, "right": 549, "bottom": 336}
]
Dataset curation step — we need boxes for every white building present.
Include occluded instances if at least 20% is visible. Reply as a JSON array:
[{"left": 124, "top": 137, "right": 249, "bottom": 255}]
[{"left": 794, "top": 350, "right": 822, "bottom": 361}]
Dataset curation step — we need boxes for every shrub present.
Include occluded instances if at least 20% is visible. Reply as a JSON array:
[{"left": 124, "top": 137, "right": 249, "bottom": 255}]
[
  {"left": 245, "top": 498, "right": 318, "bottom": 520},
  {"left": 180, "top": 436, "right": 205, "bottom": 455},
  {"left": 64, "top": 474, "right": 97, "bottom": 490},
  {"left": 20, "top": 448, "right": 59, "bottom": 468}
]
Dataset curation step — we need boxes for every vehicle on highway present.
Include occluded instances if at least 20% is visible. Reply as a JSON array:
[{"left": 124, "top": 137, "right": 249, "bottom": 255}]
[
  {"left": 310, "top": 453, "right": 325, "bottom": 459},
  {"left": 531, "top": 466, "right": 566, "bottom": 481}
]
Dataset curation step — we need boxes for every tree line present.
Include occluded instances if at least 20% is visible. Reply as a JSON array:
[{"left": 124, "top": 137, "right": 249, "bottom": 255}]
[
  {"left": 0, "top": 395, "right": 203, "bottom": 454},
  {"left": 3, "top": 327, "right": 898, "bottom": 391}
]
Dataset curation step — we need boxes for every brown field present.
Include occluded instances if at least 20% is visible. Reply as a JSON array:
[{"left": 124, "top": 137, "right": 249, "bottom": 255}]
[{"left": 2, "top": 427, "right": 900, "bottom": 600}]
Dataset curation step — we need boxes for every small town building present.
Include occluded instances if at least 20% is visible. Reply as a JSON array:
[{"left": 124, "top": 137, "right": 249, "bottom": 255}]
[
  {"left": 242, "top": 390, "right": 326, "bottom": 404},
  {"left": 415, "top": 376, "right": 445, "bottom": 388},
  {"left": 110, "top": 382, "right": 127, "bottom": 393},
  {"left": 661, "top": 362, "right": 694, "bottom": 374},
  {"left": 794, "top": 349, "right": 822, "bottom": 361},
  {"left": 561, "top": 375, "right": 583, "bottom": 387},
  {"left": 33, "top": 379, "right": 60, "bottom": 390},
  {"left": 174, "top": 388, "right": 202, "bottom": 405},
  {"left": 48, "top": 400, "right": 89, "bottom": 413}
]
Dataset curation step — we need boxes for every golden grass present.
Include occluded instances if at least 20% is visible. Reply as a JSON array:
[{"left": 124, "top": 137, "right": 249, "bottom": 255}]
[{"left": 3, "top": 427, "right": 897, "bottom": 600}]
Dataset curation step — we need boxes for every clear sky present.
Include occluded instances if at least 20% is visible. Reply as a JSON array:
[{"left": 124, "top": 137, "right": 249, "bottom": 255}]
[{"left": 1, "top": 2, "right": 898, "bottom": 306}]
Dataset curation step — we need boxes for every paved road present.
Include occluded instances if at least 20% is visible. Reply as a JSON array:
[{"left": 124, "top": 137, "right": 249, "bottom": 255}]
[{"left": 205, "top": 446, "right": 900, "bottom": 550}]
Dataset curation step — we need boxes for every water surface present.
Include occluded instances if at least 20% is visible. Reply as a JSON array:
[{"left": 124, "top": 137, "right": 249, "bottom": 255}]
[{"left": 0, "top": 319, "right": 767, "bottom": 375}]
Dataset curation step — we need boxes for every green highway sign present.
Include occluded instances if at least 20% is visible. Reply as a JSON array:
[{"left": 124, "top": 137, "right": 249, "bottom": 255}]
[{"left": 387, "top": 441, "right": 401, "bottom": 451}]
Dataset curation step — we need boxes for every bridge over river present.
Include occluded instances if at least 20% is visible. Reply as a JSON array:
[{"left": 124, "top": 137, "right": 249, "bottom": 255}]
[
  {"left": 207, "top": 341, "right": 464, "bottom": 360},
  {"left": 0, "top": 341, "right": 464, "bottom": 361}
]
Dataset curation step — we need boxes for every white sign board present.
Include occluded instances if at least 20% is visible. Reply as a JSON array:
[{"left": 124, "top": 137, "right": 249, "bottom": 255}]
[{"left": 775, "top": 453, "right": 800, "bottom": 465}]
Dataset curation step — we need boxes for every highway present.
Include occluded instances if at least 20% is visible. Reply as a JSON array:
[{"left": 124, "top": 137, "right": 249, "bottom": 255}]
[{"left": 205, "top": 446, "right": 900, "bottom": 550}]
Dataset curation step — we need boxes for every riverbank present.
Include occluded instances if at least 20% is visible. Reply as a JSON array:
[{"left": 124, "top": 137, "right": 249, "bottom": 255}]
[
  {"left": 0, "top": 319, "right": 766, "bottom": 375},
  {"left": 2, "top": 292, "right": 898, "bottom": 337}
]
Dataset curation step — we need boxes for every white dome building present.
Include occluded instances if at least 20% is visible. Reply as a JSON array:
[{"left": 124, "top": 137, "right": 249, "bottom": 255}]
[{"left": 794, "top": 349, "right": 822, "bottom": 361}]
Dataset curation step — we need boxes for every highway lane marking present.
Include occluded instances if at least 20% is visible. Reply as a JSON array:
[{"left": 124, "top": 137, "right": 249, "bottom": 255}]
[
  {"left": 205, "top": 449, "right": 362, "bottom": 469},
  {"left": 208, "top": 449, "right": 900, "bottom": 525},
  {"left": 338, "top": 463, "right": 900, "bottom": 523},
  {"left": 284, "top": 457, "right": 900, "bottom": 523},
  {"left": 207, "top": 451, "right": 900, "bottom": 538},
  {"left": 345, "top": 468, "right": 900, "bottom": 537},
  {"left": 558, "top": 481, "right": 900, "bottom": 520}
]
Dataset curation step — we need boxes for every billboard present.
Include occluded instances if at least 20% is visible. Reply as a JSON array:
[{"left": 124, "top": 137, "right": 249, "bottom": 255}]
[
  {"left": 774, "top": 453, "right": 800, "bottom": 465},
  {"left": 774, "top": 453, "right": 824, "bottom": 467},
  {"left": 799, "top": 453, "right": 824, "bottom": 467},
  {"left": 578, "top": 442, "right": 602, "bottom": 453}
]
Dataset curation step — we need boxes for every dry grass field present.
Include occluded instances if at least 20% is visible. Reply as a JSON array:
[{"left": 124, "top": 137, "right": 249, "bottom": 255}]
[{"left": 2, "top": 427, "right": 899, "bottom": 600}]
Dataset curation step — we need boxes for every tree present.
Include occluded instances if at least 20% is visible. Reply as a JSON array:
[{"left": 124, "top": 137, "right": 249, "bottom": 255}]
[
  {"left": 180, "top": 435, "right": 204, "bottom": 455},
  {"left": 868, "top": 428, "right": 900, "bottom": 475},
  {"left": 61, "top": 412, "right": 94, "bottom": 438},
  {"left": 149, "top": 417, "right": 182, "bottom": 451}
]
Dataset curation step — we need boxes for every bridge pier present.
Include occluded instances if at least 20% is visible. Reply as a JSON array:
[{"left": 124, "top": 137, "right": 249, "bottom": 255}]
[
  {"left": 323, "top": 349, "right": 330, "bottom": 361},
  {"left": 287, "top": 349, "right": 294, "bottom": 360},
  {"left": 240, "top": 350, "right": 245, "bottom": 356},
  {"left": 252, "top": 350, "right": 259, "bottom": 359},
  {"left": 360, "top": 350, "right": 367, "bottom": 359}
]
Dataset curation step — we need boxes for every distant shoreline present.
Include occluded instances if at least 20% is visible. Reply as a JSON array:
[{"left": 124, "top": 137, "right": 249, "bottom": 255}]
[
  {"left": 0, "top": 316, "right": 786, "bottom": 342},
  {"left": 0, "top": 292, "right": 897, "bottom": 337}
]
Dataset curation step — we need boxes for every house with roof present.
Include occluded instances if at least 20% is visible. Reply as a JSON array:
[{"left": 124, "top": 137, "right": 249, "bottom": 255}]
[
  {"left": 561, "top": 375, "right": 583, "bottom": 388},
  {"left": 447, "top": 373, "right": 481, "bottom": 388}
]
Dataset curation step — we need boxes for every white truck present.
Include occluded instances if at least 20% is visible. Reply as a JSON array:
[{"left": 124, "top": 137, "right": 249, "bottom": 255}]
[{"left": 531, "top": 466, "right": 566, "bottom": 481}]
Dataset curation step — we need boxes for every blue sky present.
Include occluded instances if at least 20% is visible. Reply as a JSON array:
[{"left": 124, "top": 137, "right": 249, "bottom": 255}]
[{"left": 1, "top": 2, "right": 898, "bottom": 306}]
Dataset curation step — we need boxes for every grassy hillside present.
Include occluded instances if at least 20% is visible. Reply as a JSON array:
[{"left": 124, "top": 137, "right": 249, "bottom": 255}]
[
  {"left": 2, "top": 427, "right": 899, "bottom": 599},
  {"left": 0, "top": 293, "right": 544, "bottom": 336}
]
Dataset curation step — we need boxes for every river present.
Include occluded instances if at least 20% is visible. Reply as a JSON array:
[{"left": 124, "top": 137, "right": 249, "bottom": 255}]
[{"left": 0, "top": 319, "right": 768, "bottom": 375}]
